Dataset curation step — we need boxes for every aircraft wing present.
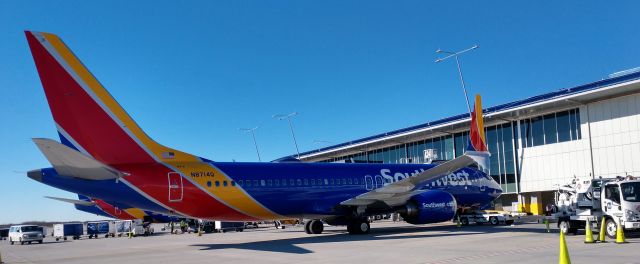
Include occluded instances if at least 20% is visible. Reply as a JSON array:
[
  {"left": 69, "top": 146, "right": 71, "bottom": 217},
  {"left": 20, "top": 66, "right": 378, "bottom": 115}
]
[
  {"left": 33, "top": 138, "right": 125, "bottom": 180},
  {"left": 45, "top": 196, "right": 96, "bottom": 206},
  {"left": 340, "top": 151, "right": 490, "bottom": 207}
]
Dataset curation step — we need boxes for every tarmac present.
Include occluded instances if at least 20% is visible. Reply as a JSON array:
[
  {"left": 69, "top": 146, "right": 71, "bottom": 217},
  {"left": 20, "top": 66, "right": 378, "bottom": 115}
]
[{"left": 0, "top": 220, "right": 638, "bottom": 264}]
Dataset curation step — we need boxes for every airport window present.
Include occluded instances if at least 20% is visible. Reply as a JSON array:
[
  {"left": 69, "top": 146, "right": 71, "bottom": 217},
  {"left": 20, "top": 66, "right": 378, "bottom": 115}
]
[
  {"left": 543, "top": 113, "right": 557, "bottom": 144},
  {"left": 215, "top": 181, "right": 220, "bottom": 187},
  {"left": 207, "top": 181, "right": 212, "bottom": 187},
  {"left": 531, "top": 116, "right": 544, "bottom": 146},
  {"left": 556, "top": 111, "right": 571, "bottom": 142},
  {"left": 223, "top": 181, "right": 228, "bottom": 187}
]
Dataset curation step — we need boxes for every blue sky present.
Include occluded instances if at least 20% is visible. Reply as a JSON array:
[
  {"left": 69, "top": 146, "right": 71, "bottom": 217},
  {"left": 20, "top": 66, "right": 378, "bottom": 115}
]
[{"left": 1, "top": 1, "right": 639, "bottom": 223}]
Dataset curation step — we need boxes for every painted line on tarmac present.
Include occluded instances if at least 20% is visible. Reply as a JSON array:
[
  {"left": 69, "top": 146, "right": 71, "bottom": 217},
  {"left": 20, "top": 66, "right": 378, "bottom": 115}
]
[{"left": 422, "top": 244, "right": 556, "bottom": 264}]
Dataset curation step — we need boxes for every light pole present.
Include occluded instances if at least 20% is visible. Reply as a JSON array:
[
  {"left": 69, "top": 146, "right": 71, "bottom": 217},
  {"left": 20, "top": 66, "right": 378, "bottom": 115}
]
[
  {"left": 273, "top": 112, "right": 300, "bottom": 158},
  {"left": 435, "top": 44, "right": 479, "bottom": 116},
  {"left": 239, "top": 127, "right": 261, "bottom": 161}
]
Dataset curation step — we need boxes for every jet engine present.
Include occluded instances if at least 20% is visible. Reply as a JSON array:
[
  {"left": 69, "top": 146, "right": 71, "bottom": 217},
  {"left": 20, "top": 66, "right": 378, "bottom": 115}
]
[{"left": 400, "top": 190, "right": 457, "bottom": 225}]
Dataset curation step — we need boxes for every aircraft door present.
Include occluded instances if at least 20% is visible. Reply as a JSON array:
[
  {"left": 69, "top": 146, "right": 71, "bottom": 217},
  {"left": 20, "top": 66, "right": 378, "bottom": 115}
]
[
  {"left": 365, "top": 175, "right": 374, "bottom": 190},
  {"left": 374, "top": 175, "right": 384, "bottom": 189},
  {"left": 168, "top": 172, "right": 184, "bottom": 202}
]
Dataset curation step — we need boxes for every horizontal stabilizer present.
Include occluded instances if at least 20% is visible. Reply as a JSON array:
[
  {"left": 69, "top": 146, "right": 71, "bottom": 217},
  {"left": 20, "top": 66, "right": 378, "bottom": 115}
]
[
  {"left": 33, "top": 138, "right": 125, "bottom": 180},
  {"left": 45, "top": 196, "right": 96, "bottom": 206}
]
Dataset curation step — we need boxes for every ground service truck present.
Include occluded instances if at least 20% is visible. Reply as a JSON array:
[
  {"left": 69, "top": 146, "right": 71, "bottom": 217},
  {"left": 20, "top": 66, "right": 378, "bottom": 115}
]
[{"left": 552, "top": 175, "right": 640, "bottom": 238}]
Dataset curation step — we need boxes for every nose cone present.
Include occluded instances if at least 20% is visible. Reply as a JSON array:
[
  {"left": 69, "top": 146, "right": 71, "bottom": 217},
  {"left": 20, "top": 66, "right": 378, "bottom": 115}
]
[
  {"left": 489, "top": 178, "right": 503, "bottom": 198},
  {"left": 27, "top": 169, "right": 43, "bottom": 182}
]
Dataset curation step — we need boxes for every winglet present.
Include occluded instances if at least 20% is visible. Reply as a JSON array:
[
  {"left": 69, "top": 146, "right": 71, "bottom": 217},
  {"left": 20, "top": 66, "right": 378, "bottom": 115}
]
[{"left": 45, "top": 196, "right": 96, "bottom": 207}]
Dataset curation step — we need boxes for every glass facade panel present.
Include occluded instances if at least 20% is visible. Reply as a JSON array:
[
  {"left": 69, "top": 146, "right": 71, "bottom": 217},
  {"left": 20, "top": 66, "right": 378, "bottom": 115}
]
[
  {"left": 444, "top": 135, "right": 454, "bottom": 160},
  {"left": 556, "top": 111, "right": 571, "bottom": 142},
  {"left": 543, "top": 113, "right": 557, "bottom": 144},
  {"left": 531, "top": 116, "right": 544, "bottom": 146}
]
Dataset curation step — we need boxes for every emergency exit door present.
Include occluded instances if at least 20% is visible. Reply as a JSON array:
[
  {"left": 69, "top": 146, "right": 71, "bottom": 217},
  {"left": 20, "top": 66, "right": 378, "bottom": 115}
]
[{"left": 168, "top": 172, "right": 183, "bottom": 202}]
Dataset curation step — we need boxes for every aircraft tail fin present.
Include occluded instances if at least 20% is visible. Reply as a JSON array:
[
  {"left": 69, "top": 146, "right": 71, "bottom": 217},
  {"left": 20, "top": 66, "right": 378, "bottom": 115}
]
[
  {"left": 465, "top": 94, "right": 490, "bottom": 173},
  {"left": 25, "top": 31, "right": 199, "bottom": 165}
]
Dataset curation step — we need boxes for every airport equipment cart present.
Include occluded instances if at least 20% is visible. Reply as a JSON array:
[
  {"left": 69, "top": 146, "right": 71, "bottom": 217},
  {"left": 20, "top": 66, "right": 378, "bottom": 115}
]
[
  {"left": 214, "top": 221, "right": 244, "bottom": 233},
  {"left": 53, "top": 223, "right": 83, "bottom": 241},
  {"left": 87, "top": 221, "right": 115, "bottom": 238},
  {"left": 0, "top": 228, "right": 8, "bottom": 240}
]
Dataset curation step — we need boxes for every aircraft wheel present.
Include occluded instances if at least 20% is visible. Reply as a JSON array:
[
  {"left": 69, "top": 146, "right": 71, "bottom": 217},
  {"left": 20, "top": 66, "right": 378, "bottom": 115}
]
[
  {"left": 304, "top": 220, "right": 313, "bottom": 234},
  {"left": 310, "top": 220, "right": 324, "bottom": 234},
  {"left": 347, "top": 220, "right": 370, "bottom": 235}
]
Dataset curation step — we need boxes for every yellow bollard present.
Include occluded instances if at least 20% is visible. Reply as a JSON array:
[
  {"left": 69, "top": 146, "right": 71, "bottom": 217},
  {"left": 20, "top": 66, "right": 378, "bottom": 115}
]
[
  {"left": 584, "top": 220, "right": 595, "bottom": 244},
  {"left": 545, "top": 218, "right": 550, "bottom": 233},
  {"left": 615, "top": 220, "right": 627, "bottom": 244},
  {"left": 559, "top": 231, "right": 572, "bottom": 264},
  {"left": 598, "top": 217, "right": 607, "bottom": 243}
]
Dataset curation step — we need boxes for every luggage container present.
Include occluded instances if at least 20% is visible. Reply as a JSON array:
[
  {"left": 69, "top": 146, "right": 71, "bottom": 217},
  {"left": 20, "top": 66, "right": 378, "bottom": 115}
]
[
  {"left": 53, "top": 223, "right": 83, "bottom": 241},
  {"left": 114, "top": 220, "right": 132, "bottom": 237},
  {"left": 87, "top": 221, "right": 115, "bottom": 238}
]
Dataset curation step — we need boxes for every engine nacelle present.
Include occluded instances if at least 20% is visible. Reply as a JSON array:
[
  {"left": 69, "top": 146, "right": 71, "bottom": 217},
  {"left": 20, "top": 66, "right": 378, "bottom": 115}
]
[{"left": 401, "top": 190, "right": 457, "bottom": 225}]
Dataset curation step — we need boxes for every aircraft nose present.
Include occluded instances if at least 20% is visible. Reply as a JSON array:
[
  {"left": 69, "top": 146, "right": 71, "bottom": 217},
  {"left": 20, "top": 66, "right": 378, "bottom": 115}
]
[{"left": 27, "top": 169, "right": 43, "bottom": 182}]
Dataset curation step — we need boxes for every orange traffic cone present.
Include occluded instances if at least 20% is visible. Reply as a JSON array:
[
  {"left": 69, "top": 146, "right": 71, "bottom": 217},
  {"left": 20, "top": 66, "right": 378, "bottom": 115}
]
[{"left": 559, "top": 231, "right": 572, "bottom": 264}]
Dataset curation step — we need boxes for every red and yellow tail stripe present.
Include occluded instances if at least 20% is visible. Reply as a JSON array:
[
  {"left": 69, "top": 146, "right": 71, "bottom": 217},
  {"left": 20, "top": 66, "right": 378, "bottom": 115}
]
[
  {"left": 26, "top": 31, "right": 283, "bottom": 220},
  {"left": 468, "top": 94, "right": 488, "bottom": 152}
]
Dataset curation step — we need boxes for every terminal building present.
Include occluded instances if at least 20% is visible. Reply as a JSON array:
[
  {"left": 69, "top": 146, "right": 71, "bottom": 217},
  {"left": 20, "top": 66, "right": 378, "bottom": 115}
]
[{"left": 296, "top": 69, "right": 640, "bottom": 215}]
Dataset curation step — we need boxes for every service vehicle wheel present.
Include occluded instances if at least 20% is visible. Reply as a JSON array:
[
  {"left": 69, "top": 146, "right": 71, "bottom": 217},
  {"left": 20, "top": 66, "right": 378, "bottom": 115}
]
[
  {"left": 38, "top": 240, "right": 43, "bottom": 244},
  {"left": 20, "top": 238, "right": 24, "bottom": 245},
  {"left": 460, "top": 217, "right": 469, "bottom": 226},
  {"left": 559, "top": 220, "right": 570, "bottom": 234},
  {"left": 605, "top": 218, "right": 617, "bottom": 239},
  {"left": 489, "top": 217, "right": 499, "bottom": 225},
  {"left": 28, "top": 241, "right": 32, "bottom": 244},
  {"left": 9, "top": 238, "right": 14, "bottom": 245}
]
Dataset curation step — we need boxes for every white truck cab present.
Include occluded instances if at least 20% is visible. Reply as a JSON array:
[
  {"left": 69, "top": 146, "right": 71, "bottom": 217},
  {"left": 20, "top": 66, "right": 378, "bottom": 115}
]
[{"left": 8, "top": 225, "right": 44, "bottom": 245}]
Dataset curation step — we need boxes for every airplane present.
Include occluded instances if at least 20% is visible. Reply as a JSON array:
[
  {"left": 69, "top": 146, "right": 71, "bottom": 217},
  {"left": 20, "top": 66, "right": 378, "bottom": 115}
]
[
  {"left": 25, "top": 31, "right": 502, "bottom": 234},
  {"left": 46, "top": 194, "right": 180, "bottom": 222}
]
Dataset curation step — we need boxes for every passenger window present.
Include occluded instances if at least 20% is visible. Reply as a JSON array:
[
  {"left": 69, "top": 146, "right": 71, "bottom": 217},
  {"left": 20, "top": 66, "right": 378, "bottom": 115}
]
[
  {"left": 282, "top": 179, "right": 287, "bottom": 186},
  {"left": 223, "top": 181, "right": 228, "bottom": 187},
  {"left": 304, "top": 179, "right": 309, "bottom": 186},
  {"left": 605, "top": 185, "right": 621, "bottom": 204},
  {"left": 297, "top": 179, "right": 302, "bottom": 186},
  {"left": 342, "top": 179, "right": 347, "bottom": 185},
  {"left": 324, "top": 179, "right": 329, "bottom": 185},
  {"left": 318, "top": 179, "right": 322, "bottom": 185},
  {"left": 245, "top": 180, "right": 251, "bottom": 187},
  {"left": 311, "top": 179, "right": 315, "bottom": 185},
  {"left": 238, "top": 180, "right": 243, "bottom": 186},
  {"left": 261, "top": 180, "right": 266, "bottom": 186},
  {"left": 348, "top": 178, "right": 353, "bottom": 185},
  {"left": 215, "top": 181, "right": 220, "bottom": 187},
  {"left": 330, "top": 179, "right": 335, "bottom": 185},
  {"left": 231, "top": 181, "right": 236, "bottom": 186},
  {"left": 207, "top": 181, "right": 212, "bottom": 187},
  {"left": 267, "top": 180, "right": 272, "bottom": 186},
  {"left": 274, "top": 179, "right": 280, "bottom": 186},
  {"left": 253, "top": 180, "right": 259, "bottom": 186},
  {"left": 290, "top": 179, "right": 295, "bottom": 186}
]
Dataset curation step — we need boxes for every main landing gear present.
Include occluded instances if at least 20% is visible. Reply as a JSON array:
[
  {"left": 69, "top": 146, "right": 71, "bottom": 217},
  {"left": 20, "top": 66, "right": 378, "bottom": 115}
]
[
  {"left": 347, "top": 219, "right": 370, "bottom": 235},
  {"left": 305, "top": 220, "right": 324, "bottom": 234}
]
